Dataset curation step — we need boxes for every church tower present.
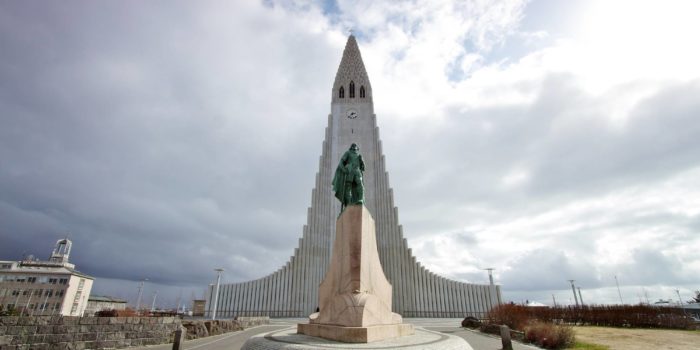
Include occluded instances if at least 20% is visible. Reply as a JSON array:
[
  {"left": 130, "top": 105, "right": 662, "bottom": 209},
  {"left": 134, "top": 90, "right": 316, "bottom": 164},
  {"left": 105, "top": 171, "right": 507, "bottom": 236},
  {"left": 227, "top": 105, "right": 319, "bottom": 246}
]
[{"left": 207, "top": 35, "right": 502, "bottom": 318}]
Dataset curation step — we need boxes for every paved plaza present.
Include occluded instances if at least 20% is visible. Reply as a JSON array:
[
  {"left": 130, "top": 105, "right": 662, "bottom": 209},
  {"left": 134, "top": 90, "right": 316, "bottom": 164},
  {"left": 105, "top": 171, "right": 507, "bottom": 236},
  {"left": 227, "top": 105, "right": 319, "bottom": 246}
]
[{"left": 129, "top": 319, "right": 540, "bottom": 350}]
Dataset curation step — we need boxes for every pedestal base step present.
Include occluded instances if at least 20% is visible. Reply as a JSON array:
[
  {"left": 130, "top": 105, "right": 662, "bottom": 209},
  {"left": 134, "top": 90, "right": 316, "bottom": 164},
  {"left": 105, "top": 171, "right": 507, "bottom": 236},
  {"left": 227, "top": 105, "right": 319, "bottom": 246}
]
[
  {"left": 242, "top": 326, "right": 472, "bottom": 349},
  {"left": 297, "top": 323, "right": 414, "bottom": 343}
]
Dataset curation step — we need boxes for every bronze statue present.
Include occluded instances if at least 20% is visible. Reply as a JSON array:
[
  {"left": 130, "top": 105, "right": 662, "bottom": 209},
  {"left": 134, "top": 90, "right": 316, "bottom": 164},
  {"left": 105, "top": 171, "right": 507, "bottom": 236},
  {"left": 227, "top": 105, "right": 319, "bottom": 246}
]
[{"left": 333, "top": 143, "right": 365, "bottom": 211}]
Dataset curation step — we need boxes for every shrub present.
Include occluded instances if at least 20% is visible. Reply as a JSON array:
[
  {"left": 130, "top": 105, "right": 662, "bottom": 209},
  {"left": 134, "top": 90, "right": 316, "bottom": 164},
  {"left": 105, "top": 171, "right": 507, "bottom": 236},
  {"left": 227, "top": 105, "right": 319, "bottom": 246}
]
[
  {"left": 483, "top": 303, "right": 693, "bottom": 330},
  {"left": 524, "top": 321, "right": 575, "bottom": 349},
  {"left": 486, "top": 304, "right": 530, "bottom": 330},
  {"left": 461, "top": 316, "right": 481, "bottom": 328},
  {"left": 95, "top": 308, "right": 138, "bottom": 317},
  {"left": 0, "top": 305, "right": 19, "bottom": 316},
  {"left": 479, "top": 323, "right": 502, "bottom": 335}
]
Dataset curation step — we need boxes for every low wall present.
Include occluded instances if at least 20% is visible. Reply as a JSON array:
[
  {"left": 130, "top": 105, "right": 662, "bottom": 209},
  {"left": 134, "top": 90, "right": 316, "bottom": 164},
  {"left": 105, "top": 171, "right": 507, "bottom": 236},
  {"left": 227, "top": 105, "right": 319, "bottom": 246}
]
[
  {"left": 0, "top": 316, "right": 271, "bottom": 349},
  {"left": 182, "top": 317, "right": 270, "bottom": 340},
  {"left": 0, "top": 316, "right": 180, "bottom": 350}
]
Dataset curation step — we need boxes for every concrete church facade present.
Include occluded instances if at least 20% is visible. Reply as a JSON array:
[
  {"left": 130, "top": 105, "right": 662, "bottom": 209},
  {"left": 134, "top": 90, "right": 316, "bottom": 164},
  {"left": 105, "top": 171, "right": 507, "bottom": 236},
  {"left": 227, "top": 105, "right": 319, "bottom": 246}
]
[{"left": 206, "top": 35, "right": 501, "bottom": 318}]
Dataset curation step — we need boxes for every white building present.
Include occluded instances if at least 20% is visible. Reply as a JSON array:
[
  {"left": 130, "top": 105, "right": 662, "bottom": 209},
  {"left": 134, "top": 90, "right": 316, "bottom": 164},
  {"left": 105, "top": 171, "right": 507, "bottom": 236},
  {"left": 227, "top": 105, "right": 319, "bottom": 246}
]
[
  {"left": 0, "top": 239, "right": 94, "bottom": 316},
  {"left": 84, "top": 295, "right": 127, "bottom": 316}
]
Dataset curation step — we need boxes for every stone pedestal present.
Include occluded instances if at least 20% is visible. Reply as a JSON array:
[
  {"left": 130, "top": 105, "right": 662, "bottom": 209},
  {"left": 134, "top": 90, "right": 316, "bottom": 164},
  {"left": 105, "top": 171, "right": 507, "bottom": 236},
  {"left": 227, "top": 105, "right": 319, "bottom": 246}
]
[{"left": 297, "top": 205, "right": 414, "bottom": 342}]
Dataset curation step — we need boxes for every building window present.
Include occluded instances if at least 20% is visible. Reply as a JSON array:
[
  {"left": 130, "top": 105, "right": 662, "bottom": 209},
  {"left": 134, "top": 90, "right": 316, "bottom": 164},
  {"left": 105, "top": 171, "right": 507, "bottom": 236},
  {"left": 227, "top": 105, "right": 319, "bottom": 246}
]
[
  {"left": 28, "top": 277, "right": 36, "bottom": 283},
  {"left": 12, "top": 290, "right": 20, "bottom": 296},
  {"left": 360, "top": 86, "right": 365, "bottom": 98},
  {"left": 59, "top": 278, "right": 68, "bottom": 285},
  {"left": 49, "top": 278, "right": 57, "bottom": 284},
  {"left": 338, "top": 86, "right": 344, "bottom": 98},
  {"left": 349, "top": 81, "right": 355, "bottom": 98},
  {"left": 54, "top": 303, "right": 61, "bottom": 310},
  {"left": 78, "top": 279, "right": 85, "bottom": 291}
]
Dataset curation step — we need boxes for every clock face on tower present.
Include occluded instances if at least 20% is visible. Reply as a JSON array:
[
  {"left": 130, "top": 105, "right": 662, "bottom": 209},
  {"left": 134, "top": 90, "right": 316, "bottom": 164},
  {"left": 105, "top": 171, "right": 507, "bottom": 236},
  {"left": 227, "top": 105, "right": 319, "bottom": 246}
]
[{"left": 346, "top": 109, "right": 358, "bottom": 119}]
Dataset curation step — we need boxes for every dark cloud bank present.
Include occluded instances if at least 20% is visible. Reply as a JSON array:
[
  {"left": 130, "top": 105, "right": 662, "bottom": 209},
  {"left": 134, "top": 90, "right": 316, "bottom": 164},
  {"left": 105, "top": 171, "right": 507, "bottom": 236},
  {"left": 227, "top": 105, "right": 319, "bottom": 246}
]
[{"left": 1, "top": 2, "right": 699, "bottom": 306}]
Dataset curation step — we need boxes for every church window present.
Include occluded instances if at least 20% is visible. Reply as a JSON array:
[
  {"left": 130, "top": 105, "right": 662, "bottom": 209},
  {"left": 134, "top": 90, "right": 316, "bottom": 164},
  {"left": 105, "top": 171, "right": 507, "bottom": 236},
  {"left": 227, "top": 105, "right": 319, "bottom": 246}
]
[
  {"left": 349, "top": 81, "right": 355, "bottom": 98},
  {"left": 360, "top": 86, "right": 365, "bottom": 98},
  {"left": 339, "top": 86, "right": 344, "bottom": 98}
]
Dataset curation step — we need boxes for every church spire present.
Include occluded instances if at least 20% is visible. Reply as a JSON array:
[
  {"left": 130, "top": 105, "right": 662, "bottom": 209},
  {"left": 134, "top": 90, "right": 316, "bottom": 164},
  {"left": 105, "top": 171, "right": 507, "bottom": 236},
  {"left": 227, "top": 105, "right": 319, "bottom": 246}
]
[{"left": 333, "top": 35, "right": 371, "bottom": 103}]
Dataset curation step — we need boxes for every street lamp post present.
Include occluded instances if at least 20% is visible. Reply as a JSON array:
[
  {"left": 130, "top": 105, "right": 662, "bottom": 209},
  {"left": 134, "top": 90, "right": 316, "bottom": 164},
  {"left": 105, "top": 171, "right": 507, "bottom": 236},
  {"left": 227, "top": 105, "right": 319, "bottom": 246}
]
[
  {"left": 136, "top": 278, "right": 148, "bottom": 314},
  {"left": 614, "top": 275, "right": 624, "bottom": 304},
  {"left": 568, "top": 280, "right": 579, "bottom": 306},
  {"left": 151, "top": 290, "right": 158, "bottom": 312},
  {"left": 212, "top": 268, "right": 224, "bottom": 320},
  {"left": 483, "top": 268, "right": 499, "bottom": 306},
  {"left": 676, "top": 289, "right": 687, "bottom": 315},
  {"left": 578, "top": 287, "right": 584, "bottom": 306}
]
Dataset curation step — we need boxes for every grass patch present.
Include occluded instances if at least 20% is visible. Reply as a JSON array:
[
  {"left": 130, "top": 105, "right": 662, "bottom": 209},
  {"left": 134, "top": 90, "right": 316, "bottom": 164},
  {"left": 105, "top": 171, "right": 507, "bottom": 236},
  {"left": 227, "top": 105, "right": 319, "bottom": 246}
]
[{"left": 569, "top": 341, "right": 610, "bottom": 350}]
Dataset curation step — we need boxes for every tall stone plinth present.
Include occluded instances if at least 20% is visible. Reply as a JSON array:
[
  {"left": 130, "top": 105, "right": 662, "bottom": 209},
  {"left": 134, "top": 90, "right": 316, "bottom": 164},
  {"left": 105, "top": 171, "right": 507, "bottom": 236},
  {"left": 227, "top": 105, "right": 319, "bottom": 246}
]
[{"left": 297, "top": 205, "right": 414, "bottom": 343}]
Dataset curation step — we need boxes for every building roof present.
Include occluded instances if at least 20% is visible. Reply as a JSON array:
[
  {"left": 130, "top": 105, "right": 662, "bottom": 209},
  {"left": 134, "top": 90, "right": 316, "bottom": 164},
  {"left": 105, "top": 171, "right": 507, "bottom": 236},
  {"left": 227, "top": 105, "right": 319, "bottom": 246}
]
[
  {"left": 332, "top": 35, "right": 372, "bottom": 96},
  {"left": 0, "top": 260, "right": 94, "bottom": 280},
  {"left": 88, "top": 295, "right": 127, "bottom": 303}
]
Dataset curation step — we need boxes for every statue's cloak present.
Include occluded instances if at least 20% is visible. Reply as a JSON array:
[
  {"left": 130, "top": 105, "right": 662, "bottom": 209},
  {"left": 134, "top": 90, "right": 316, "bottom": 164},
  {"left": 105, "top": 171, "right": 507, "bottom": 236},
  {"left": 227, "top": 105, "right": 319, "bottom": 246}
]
[{"left": 332, "top": 163, "right": 347, "bottom": 203}]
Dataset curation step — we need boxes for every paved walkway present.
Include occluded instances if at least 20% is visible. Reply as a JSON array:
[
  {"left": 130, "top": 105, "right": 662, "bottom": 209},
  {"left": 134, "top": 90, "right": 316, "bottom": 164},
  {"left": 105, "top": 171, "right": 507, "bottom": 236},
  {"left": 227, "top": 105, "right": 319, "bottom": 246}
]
[
  {"left": 128, "top": 318, "right": 540, "bottom": 350},
  {"left": 404, "top": 318, "right": 539, "bottom": 350}
]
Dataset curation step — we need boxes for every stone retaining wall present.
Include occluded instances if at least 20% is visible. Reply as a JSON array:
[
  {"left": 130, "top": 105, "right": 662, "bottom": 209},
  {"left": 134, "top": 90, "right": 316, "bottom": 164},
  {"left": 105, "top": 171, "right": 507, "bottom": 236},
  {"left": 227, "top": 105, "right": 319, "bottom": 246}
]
[
  {"left": 0, "top": 316, "right": 180, "bottom": 350},
  {"left": 182, "top": 317, "right": 269, "bottom": 340},
  {"left": 0, "top": 316, "right": 271, "bottom": 350}
]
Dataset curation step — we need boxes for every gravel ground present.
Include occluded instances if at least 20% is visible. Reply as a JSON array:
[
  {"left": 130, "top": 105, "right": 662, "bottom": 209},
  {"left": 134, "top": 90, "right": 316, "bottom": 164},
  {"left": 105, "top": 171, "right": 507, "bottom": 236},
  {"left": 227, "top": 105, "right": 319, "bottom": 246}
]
[{"left": 573, "top": 326, "right": 700, "bottom": 350}]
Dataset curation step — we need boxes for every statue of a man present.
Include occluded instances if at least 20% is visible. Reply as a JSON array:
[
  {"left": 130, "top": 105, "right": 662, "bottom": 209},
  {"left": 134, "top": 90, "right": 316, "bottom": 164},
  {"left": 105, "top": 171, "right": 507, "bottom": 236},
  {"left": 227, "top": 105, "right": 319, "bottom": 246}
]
[{"left": 333, "top": 143, "right": 365, "bottom": 211}]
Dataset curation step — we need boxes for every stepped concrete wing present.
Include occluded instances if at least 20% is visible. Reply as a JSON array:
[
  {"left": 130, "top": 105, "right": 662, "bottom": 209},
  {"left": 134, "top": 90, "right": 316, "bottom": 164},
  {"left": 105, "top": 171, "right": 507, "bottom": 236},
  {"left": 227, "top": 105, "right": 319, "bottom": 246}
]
[{"left": 206, "top": 35, "right": 502, "bottom": 318}]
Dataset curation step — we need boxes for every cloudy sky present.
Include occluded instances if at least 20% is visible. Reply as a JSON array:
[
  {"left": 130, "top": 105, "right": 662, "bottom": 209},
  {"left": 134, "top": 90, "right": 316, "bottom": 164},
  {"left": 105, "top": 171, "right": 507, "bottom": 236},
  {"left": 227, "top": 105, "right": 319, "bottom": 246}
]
[{"left": 1, "top": 0, "right": 699, "bottom": 309}]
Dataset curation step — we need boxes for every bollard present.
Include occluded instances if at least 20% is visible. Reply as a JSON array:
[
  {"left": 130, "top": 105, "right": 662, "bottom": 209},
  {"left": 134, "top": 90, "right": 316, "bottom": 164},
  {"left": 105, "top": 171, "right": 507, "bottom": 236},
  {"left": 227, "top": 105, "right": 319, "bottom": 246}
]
[
  {"left": 172, "top": 325, "right": 186, "bottom": 350},
  {"left": 500, "top": 325, "right": 513, "bottom": 350}
]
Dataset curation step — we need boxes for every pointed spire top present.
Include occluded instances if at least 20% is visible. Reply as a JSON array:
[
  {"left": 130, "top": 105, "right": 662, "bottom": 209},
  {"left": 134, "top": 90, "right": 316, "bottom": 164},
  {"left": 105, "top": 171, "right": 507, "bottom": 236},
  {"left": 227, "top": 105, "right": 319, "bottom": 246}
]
[{"left": 332, "top": 35, "right": 371, "bottom": 102}]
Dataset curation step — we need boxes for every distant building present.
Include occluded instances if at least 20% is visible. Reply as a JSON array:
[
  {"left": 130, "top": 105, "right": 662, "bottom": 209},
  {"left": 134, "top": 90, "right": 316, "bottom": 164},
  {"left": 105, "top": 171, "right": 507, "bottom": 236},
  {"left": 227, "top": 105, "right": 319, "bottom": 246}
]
[
  {"left": 84, "top": 295, "right": 127, "bottom": 316},
  {"left": 0, "top": 239, "right": 94, "bottom": 316},
  {"left": 192, "top": 300, "right": 206, "bottom": 317}
]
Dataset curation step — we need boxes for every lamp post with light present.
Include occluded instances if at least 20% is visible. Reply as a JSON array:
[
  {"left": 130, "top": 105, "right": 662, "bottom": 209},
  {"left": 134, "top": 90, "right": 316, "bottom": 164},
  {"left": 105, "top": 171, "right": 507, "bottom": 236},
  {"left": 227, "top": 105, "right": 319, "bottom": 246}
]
[
  {"left": 212, "top": 268, "right": 224, "bottom": 320},
  {"left": 135, "top": 278, "right": 149, "bottom": 315}
]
